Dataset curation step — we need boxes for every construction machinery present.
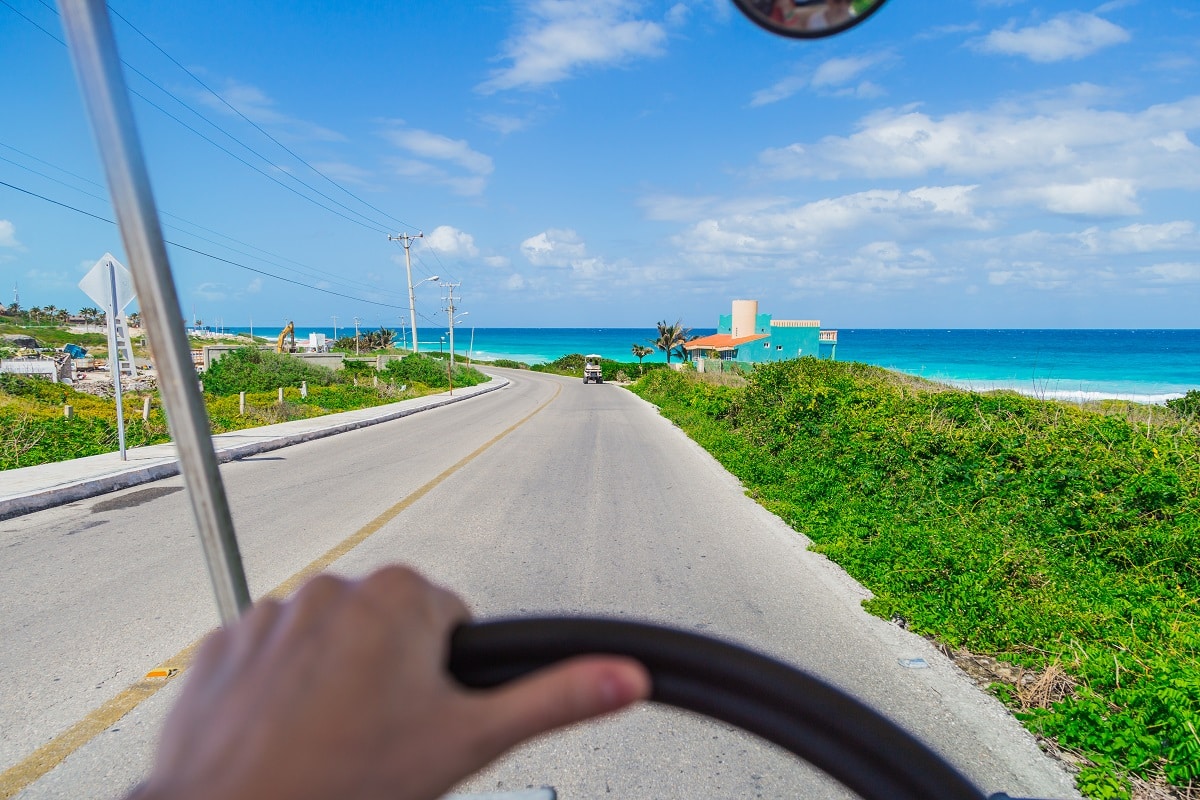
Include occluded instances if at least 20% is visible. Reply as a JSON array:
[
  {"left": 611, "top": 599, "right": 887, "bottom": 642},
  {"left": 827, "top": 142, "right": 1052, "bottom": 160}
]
[{"left": 276, "top": 320, "right": 295, "bottom": 353}]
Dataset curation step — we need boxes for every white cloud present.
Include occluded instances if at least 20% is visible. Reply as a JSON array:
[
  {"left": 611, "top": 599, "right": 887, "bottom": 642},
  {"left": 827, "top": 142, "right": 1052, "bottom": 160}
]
[
  {"left": 505, "top": 273, "right": 527, "bottom": 290},
  {"left": 986, "top": 262, "right": 1074, "bottom": 290},
  {"left": 1025, "top": 177, "right": 1141, "bottom": 216},
  {"left": 201, "top": 80, "right": 345, "bottom": 141},
  {"left": 976, "top": 12, "right": 1130, "bottom": 63},
  {"left": 908, "top": 185, "right": 979, "bottom": 215},
  {"left": 479, "top": 0, "right": 667, "bottom": 93},
  {"left": 193, "top": 282, "right": 228, "bottom": 301},
  {"left": 1104, "top": 221, "right": 1197, "bottom": 252},
  {"left": 979, "top": 221, "right": 1198, "bottom": 260},
  {"left": 1135, "top": 262, "right": 1200, "bottom": 285},
  {"left": 1150, "top": 131, "right": 1197, "bottom": 153},
  {"left": 425, "top": 225, "right": 480, "bottom": 257},
  {"left": 790, "top": 242, "right": 946, "bottom": 293},
  {"left": 479, "top": 114, "right": 530, "bottom": 134},
  {"left": 750, "top": 54, "right": 890, "bottom": 107},
  {"left": 245, "top": 278, "right": 263, "bottom": 294},
  {"left": 521, "top": 229, "right": 588, "bottom": 266},
  {"left": 382, "top": 126, "right": 494, "bottom": 196},
  {"left": 665, "top": 2, "right": 690, "bottom": 27},
  {"left": 516, "top": 229, "right": 628, "bottom": 290},
  {"left": 484, "top": 255, "right": 512, "bottom": 268},
  {"left": 0, "top": 220, "right": 19, "bottom": 248},
  {"left": 312, "top": 161, "right": 377, "bottom": 187},
  {"left": 753, "top": 96, "right": 1200, "bottom": 220},
  {"left": 811, "top": 55, "right": 882, "bottom": 89},
  {"left": 673, "top": 186, "right": 986, "bottom": 256},
  {"left": 387, "top": 129, "right": 492, "bottom": 175}
]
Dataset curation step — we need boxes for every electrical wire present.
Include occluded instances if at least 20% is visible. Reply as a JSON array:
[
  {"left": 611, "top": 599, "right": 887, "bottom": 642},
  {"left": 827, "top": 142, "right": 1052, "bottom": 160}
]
[
  {"left": 0, "top": 179, "right": 406, "bottom": 309},
  {"left": 103, "top": 1, "right": 420, "bottom": 234},
  {"left": 8, "top": 0, "right": 397, "bottom": 235},
  {"left": 5, "top": 1, "right": 467, "bottom": 307},
  {"left": 0, "top": 150, "right": 407, "bottom": 300}
]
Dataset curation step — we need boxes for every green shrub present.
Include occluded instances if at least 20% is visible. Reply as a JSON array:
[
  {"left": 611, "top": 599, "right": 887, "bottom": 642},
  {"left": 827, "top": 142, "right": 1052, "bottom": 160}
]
[
  {"left": 632, "top": 359, "right": 1200, "bottom": 795},
  {"left": 1167, "top": 390, "right": 1200, "bottom": 418},
  {"left": 380, "top": 353, "right": 486, "bottom": 390},
  {"left": 200, "top": 347, "right": 337, "bottom": 395},
  {"left": 492, "top": 359, "right": 525, "bottom": 369}
]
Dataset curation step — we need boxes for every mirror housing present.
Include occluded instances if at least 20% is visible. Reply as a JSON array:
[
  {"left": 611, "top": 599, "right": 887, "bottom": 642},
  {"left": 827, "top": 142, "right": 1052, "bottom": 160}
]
[{"left": 731, "top": 0, "right": 889, "bottom": 39}]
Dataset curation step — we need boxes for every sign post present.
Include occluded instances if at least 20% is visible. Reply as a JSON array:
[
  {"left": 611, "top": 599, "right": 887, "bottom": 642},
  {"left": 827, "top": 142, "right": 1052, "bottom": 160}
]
[{"left": 79, "top": 252, "right": 136, "bottom": 460}]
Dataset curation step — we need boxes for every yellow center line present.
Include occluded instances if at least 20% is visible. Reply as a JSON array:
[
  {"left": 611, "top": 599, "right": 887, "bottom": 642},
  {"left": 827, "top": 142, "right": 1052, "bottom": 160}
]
[{"left": 0, "top": 379, "right": 561, "bottom": 799}]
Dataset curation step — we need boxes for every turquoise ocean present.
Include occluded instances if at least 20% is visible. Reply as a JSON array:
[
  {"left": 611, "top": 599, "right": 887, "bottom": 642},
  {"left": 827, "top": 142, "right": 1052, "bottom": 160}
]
[{"left": 225, "top": 327, "right": 1200, "bottom": 404}]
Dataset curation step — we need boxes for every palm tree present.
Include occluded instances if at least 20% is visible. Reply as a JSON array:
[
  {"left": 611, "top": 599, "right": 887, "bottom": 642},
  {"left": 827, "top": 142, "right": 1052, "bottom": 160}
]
[
  {"left": 631, "top": 343, "right": 653, "bottom": 374},
  {"left": 127, "top": 311, "right": 141, "bottom": 329},
  {"left": 652, "top": 319, "right": 691, "bottom": 365},
  {"left": 56, "top": 308, "right": 70, "bottom": 325},
  {"left": 78, "top": 307, "right": 101, "bottom": 331}
]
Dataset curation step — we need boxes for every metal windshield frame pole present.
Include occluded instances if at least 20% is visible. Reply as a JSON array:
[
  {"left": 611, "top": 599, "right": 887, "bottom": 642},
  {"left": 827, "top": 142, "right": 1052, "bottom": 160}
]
[
  {"left": 105, "top": 260, "right": 127, "bottom": 460},
  {"left": 57, "top": 0, "right": 251, "bottom": 625}
]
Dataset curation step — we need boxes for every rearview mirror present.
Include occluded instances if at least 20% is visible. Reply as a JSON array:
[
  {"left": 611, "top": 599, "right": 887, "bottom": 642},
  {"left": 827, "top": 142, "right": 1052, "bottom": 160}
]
[{"left": 731, "top": 0, "right": 889, "bottom": 39}]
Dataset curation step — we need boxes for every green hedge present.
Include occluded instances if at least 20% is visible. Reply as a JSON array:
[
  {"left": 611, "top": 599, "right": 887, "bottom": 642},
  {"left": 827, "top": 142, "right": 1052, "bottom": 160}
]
[
  {"left": 380, "top": 353, "right": 486, "bottom": 390},
  {"left": 200, "top": 347, "right": 338, "bottom": 395},
  {"left": 632, "top": 360, "right": 1200, "bottom": 797}
]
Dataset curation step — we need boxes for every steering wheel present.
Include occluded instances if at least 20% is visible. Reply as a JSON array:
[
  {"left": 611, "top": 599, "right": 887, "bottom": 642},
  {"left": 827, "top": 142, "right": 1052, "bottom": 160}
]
[{"left": 451, "top": 618, "right": 1039, "bottom": 800}]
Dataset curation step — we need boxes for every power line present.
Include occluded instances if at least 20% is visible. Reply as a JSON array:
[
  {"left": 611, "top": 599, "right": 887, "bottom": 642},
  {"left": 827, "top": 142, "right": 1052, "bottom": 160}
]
[
  {"left": 0, "top": 179, "right": 406, "bottom": 309},
  {"left": 105, "top": 2, "right": 420, "bottom": 234},
  {"left": 0, "top": 149, "right": 406, "bottom": 300},
  {"left": 7, "top": 0, "right": 397, "bottom": 235}
]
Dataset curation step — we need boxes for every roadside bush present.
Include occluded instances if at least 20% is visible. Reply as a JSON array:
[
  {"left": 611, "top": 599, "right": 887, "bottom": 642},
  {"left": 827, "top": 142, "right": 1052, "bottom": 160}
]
[
  {"left": 632, "top": 358, "right": 1200, "bottom": 795},
  {"left": 1167, "top": 389, "right": 1200, "bottom": 418},
  {"left": 531, "top": 353, "right": 586, "bottom": 375},
  {"left": 200, "top": 347, "right": 337, "bottom": 395},
  {"left": 492, "top": 359, "right": 525, "bottom": 369},
  {"left": 380, "top": 353, "right": 486, "bottom": 389}
]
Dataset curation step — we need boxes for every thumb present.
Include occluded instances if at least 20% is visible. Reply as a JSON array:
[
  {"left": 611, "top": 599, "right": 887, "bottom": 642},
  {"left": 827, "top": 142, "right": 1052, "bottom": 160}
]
[{"left": 465, "top": 656, "right": 651, "bottom": 762}]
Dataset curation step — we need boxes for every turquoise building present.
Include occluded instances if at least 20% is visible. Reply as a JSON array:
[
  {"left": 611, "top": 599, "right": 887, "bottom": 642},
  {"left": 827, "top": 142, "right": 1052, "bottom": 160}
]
[{"left": 683, "top": 299, "right": 837, "bottom": 366}]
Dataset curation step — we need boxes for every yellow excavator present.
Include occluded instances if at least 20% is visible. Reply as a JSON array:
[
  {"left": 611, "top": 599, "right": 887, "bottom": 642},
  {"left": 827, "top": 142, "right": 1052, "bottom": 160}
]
[{"left": 275, "top": 321, "right": 295, "bottom": 353}]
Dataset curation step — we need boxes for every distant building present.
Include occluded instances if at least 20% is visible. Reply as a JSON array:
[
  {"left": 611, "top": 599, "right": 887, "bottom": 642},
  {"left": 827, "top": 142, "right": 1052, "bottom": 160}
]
[{"left": 683, "top": 299, "right": 837, "bottom": 367}]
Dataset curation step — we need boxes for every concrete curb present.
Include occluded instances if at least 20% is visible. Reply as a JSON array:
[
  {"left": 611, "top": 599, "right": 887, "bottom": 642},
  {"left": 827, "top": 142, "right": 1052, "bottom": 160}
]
[{"left": 0, "top": 375, "right": 509, "bottom": 521}]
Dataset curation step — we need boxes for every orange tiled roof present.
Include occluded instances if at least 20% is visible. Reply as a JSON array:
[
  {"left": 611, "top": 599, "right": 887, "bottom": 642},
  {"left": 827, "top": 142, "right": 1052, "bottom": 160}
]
[{"left": 684, "top": 333, "right": 768, "bottom": 351}]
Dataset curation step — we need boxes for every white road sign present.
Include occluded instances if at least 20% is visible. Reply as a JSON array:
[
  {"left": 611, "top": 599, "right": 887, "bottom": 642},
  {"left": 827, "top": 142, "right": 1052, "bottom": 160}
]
[{"left": 78, "top": 253, "right": 135, "bottom": 313}]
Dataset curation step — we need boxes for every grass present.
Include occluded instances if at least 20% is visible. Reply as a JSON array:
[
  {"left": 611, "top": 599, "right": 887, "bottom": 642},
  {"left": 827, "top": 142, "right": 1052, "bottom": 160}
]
[
  {"left": 631, "top": 359, "right": 1200, "bottom": 799},
  {"left": 1, "top": 350, "right": 487, "bottom": 470}
]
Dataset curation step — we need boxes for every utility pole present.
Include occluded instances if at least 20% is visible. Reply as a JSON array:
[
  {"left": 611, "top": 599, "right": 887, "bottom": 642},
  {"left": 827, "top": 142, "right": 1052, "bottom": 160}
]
[
  {"left": 353, "top": 316, "right": 360, "bottom": 356},
  {"left": 388, "top": 231, "right": 423, "bottom": 352},
  {"left": 442, "top": 282, "right": 460, "bottom": 368}
]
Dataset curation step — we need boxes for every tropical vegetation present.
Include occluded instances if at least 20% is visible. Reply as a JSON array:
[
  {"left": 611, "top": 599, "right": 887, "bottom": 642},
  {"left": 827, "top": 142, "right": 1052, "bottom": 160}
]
[
  {"left": 631, "top": 343, "right": 654, "bottom": 373},
  {"left": 631, "top": 359, "right": 1199, "bottom": 799},
  {"left": 651, "top": 319, "right": 695, "bottom": 364},
  {"left": 1, "top": 350, "right": 486, "bottom": 470}
]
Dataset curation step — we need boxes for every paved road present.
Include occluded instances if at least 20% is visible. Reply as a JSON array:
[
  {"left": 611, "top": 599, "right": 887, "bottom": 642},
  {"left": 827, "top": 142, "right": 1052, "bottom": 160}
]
[{"left": 0, "top": 369, "right": 1079, "bottom": 799}]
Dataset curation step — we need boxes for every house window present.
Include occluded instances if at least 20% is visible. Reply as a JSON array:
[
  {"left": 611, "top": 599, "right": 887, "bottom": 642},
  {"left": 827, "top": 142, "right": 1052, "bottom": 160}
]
[
  {"left": 776, "top": 345, "right": 783, "bottom": 350},
  {"left": 763, "top": 341, "right": 770, "bottom": 348}
]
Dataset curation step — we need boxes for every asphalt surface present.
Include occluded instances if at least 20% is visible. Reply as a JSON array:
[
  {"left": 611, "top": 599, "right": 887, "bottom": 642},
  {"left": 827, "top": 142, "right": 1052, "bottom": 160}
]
[{"left": 0, "top": 368, "right": 1080, "bottom": 799}]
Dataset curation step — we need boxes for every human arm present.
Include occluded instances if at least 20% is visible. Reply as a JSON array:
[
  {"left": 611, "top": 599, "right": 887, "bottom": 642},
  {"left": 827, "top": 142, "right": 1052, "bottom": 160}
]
[{"left": 128, "top": 565, "right": 650, "bottom": 800}]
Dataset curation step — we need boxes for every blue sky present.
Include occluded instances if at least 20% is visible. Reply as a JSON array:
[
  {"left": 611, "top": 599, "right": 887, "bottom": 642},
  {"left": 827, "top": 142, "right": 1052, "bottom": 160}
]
[{"left": 1, "top": 0, "right": 1198, "bottom": 330}]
